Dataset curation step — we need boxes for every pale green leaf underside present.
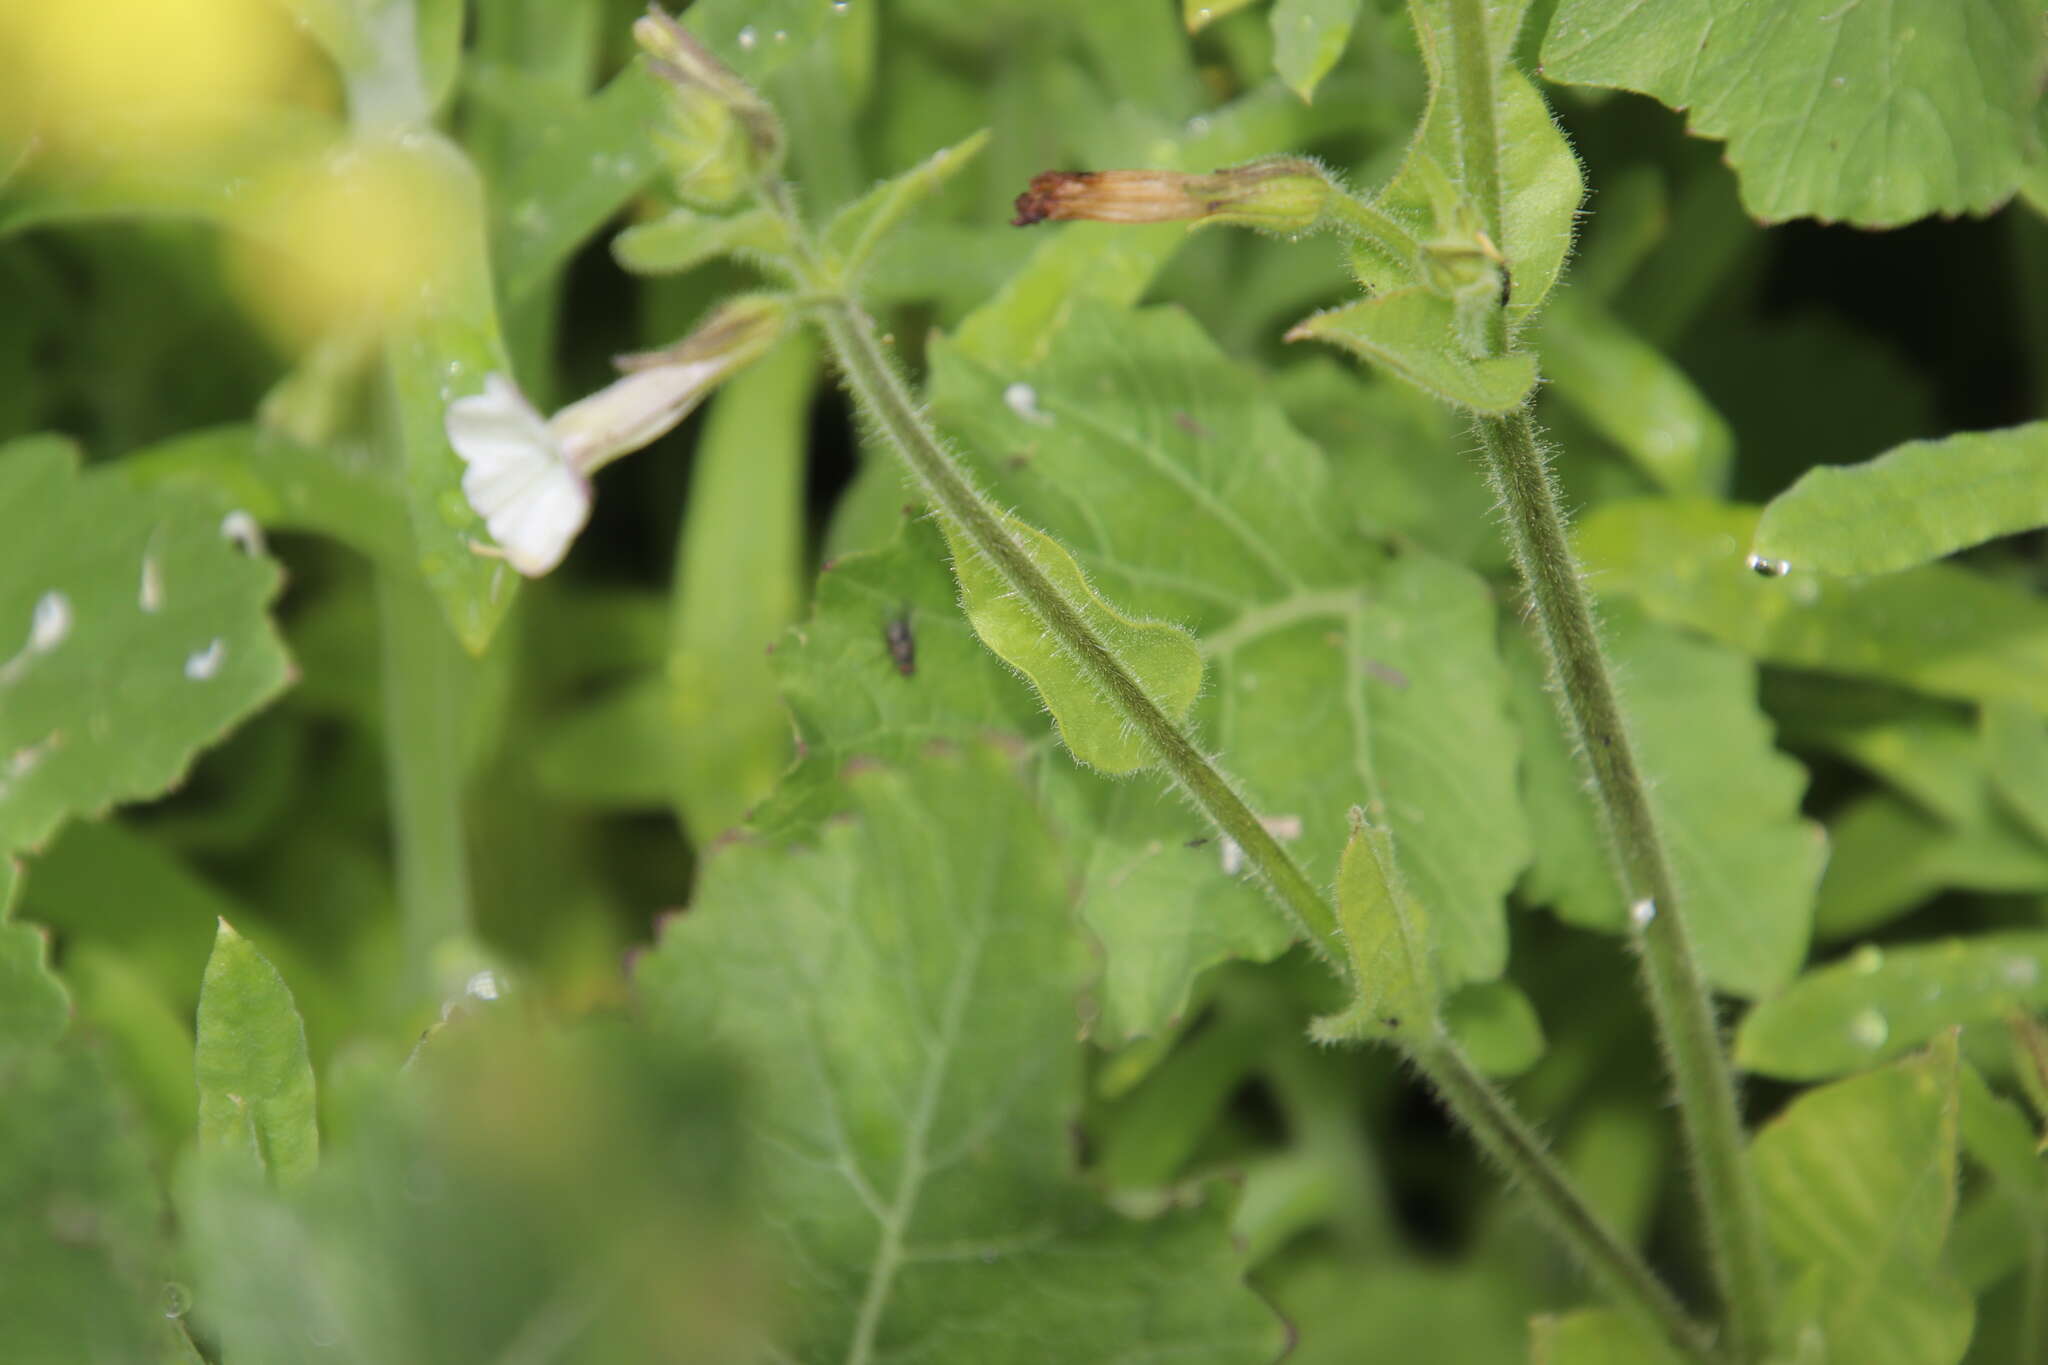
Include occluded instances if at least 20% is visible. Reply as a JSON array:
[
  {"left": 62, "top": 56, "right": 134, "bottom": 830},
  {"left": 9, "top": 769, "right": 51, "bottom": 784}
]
[
  {"left": 1737, "top": 932, "right": 2048, "bottom": 1080},
  {"left": 1509, "top": 604, "right": 1823, "bottom": 998},
  {"left": 1272, "top": 0, "right": 1362, "bottom": 102},
  {"left": 942, "top": 512, "right": 1204, "bottom": 775},
  {"left": 933, "top": 303, "right": 1529, "bottom": 1005},
  {"left": 195, "top": 919, "right": 319, "bottom": 1186},
  {"left": 1576, "top": 498, "right": 2048, "bottom": 712},
  {"left": 1750, "top": 1038, "right": 1972, "bottom": 1365},
  {"left": 636, "top": 746, "right": 1285, "bottom": 1363},
  {"left": 1752, "top": 421, "right": 2048, "bottom": 576},
  {"left": 1291, "top": 290, "right": 1539, "bottom": 412},
  {"left": 1542, "top": 0, "right": 2043, "bottom": 227},
  {"left": 0, "top": 438, "right": 291, "bottom": 855}
]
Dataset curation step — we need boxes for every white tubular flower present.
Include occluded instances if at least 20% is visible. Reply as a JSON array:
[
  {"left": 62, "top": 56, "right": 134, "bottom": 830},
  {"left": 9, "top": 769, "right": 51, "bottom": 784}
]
[{"left": 443, "top": 296, "right": 788, "bottom": 577}]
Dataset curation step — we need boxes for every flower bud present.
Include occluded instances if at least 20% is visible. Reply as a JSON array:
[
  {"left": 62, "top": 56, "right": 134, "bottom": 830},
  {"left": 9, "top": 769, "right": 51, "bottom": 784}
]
[
  {"left": 1012, "top": 157, "right": 1335, "bottom": 234},
  {"left": 634, "top": 6, "right": 784, "bottom": 208}
]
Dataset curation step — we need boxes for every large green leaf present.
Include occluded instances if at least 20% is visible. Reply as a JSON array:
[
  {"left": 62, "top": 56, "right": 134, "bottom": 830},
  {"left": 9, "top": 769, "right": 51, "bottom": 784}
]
[
  {"left": 195, "top": 918, "right": 318, "bottom": 1186},
  {"left": 636, "top": 743, "right": 1287, "bottom": 1362},
  {"left": 1531, "top": 1308, "right": 1686, "bottom": 1365},
  {"left": 1577, "top": 498, "right": 2048, "bottom": 712},
  {"left": 1508, "top": 604, "right": 1824, "bottom": 997},
  {"left": 0, "top": 437, "right": 290, "bottom": 855},
  {"left": 1541, "top": 0, "right": 2044, "bottom": 227},
  {"left": 1751, "top": 1036, "right": 1974, "bottom": 1365},
  {"left": 931, "top": 302, "right": 1530, "bottom": 1017},
  {"left": 1752, "top": 422, "right": 2048, "bottom": 576},
  {"left": 1738, "top": 933, "right": 2048, "bottom": 1081}
]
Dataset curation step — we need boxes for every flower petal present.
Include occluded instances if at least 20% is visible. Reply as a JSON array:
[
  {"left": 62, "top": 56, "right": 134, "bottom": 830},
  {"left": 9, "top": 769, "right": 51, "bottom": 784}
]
[
  {"left": 549, "top": 359, "right": 724, "bottom": 472},
  {"left": 445, "top": 373, "right": 590, "bottom": 576}
]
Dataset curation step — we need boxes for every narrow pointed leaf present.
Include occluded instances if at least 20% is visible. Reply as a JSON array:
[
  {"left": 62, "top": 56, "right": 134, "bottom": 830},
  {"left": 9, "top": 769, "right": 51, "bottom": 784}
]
[
  {"left": 1322, "top": 816, "right": 1438, "bottom": 1041},
  {"left": 636, "top": 744, "right": 1287, "bottom": 1362},
  {"left": 1542, "top": 0, "right": 2043, "bottom": 227},
  {"left": 0, "top": 437, "right": 290, "bottom": 855},
  {"left": 1272, "top": 0, "right": 1362, "bottom": 102},
  {"left": 1753, "top": 422, "right": 2048, "bottom": 576},
  {"left": 825, "top": 129, "right": 991, "bottom": 273},
  {"left": 1737, "top": 933, "right": 2048, "bottom": 1081},
  {"left": 941, "top": 512, "right": 1204, "bottom": 775},
  {"left": 1289, "top": 290, "right": 1539, "bottom": 413},
  {"left": 195, "top": 919, "right": 318, "bottom": 1186},
  {"left": 1751, "top": 1036, "right": 1974, "bottom": 1365}
]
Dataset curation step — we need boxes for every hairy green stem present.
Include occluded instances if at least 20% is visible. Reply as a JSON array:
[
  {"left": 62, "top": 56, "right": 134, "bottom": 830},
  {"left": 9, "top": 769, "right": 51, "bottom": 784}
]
[
  {"left": 765, "top": 180, "right": 1714, "bottom": 1362},
  {"left": 375, "top": 567, "right": 473, "bottom": 1011},
  {"left": 1440, "top": 2, "right": 1773, "bottom": 1352}
]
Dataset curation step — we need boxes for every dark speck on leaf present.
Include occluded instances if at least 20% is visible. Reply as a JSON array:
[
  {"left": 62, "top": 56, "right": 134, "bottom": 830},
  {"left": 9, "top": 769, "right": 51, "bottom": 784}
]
[{"left": 1172, "top": 411, "right": 1213, "bottom": 440}]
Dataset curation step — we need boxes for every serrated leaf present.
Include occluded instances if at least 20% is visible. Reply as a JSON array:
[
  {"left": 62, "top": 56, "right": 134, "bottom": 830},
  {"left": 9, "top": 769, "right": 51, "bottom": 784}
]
[
  {"left": 1751, "top": 1035, "right": 1974, "bottom": 1365},
  {"left": 825, "top": 128, "right": 991, "bottom": 274},
  {"left": 1577, "top": 498, "right": 2048, "bottom": 712},
  {"left": 611, "top": 204, "right": 791, "bottom": 276},
  {"left": 1507, "top": 604, "right": 1824, "bottom": 997},
  {"left": 1812, "top": 792, "right": 2048, "bottom": 940},
  {"left": 1288, "top": 290, "right": 1540, "bottom": 412},
  {"left": 195, "top": 919, "right": 317, "bottom": 1186},
  {"left": 0, "top": 863, "right": 67, "bottom": 1049},
  {"left": 1738, "top": 934, "right": 2048, "bottom": 1081},
  {"left": 637, "top": 744, "right": 1287, "bottom": 1362},
  {"left": 1985, "top": 700, "right": 2048, "bottom": 845},
  {"left": 1272, "top": 0, "right": 1361, "bottom": 102},
  {"left": 1542, "top": 0, "right": 2043, "bottom": 228},
  {"left": 0, "top": 437, "right": 290, "bottom": 855},
  {"left": 941, "top": 511, "right": 1205, "bottom": 775},
  {"left": 1324, "top": 816, "right": 1438, "bottom": 1041},
  {"left": 1752, "top": 422, "right": 2048, "bottom": 576},
  {"left": 930, "top": 302, "right": 1530, "bottom": 1022},
  {"left": 1538, "top": 295, "right": 1734, "bottom": 495}
]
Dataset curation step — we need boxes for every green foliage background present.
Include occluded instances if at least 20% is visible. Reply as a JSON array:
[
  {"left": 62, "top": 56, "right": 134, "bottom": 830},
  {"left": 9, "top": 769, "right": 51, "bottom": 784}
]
[{"left": 5, "top": 0, "right": 2048, "bottom": 1361}]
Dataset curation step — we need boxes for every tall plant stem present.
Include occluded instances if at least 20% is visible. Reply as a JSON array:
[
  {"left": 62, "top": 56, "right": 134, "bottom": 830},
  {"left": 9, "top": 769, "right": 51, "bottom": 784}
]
[
  {"left": 1440, "top": 2, "right": 1774, "bottom": 1353},
  {"left": 766, "top": 184, "right": 1718, "bottom": 1364}
]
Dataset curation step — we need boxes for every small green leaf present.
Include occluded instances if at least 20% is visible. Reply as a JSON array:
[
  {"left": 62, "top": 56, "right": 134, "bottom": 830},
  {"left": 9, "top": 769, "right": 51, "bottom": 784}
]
[
  {"left": 195, "top": 919, "right": 318, "bottom": 1186},
  {"left": 611, "top": 204, "right": 792, "bottom": 276},
  {"left": 637, "top": 744, "right": 1287, "bottom": 1362},
  {"left": 1288, "top": 289, "right": 1540, "bottom": 413},
  {"left": 825, "top": 128, "right": 991, "bottom": 274},
  {"left": 1272, "top": 0, "right": 1361, "bottom": 102},
  {"left": 0, "top": 437, "right": 290, "bottom": 855},
  {"left": 1509, "top": 604, "right": 1824, "bottom": 997},
  {"left": 1737, "top": 934, "right": 2048, "bottom": 1081},
  {"left": 1812, "top": 792, "right": 2048, "bottom": 940},
  {"left": 1543, "top": 0, "right": 2043, "bottom": 227},
  {"left": 941, "top": 512, "right": 1205, "bottom": 775},
  {"left": 1985, "top": 701, "right": 2048, "bottom": 845},
  {"left": 1322, "top": 814, "right": 1438, "bottom": 1040},
  {"left": 1752, "top": 422, "right": 2048, "bottom": 576},
  {"left": 1751, "top": 1035, "right": 1974, "bottom": 1365},
  {"left": 1539, "top": 295, "right": 1734, "bottom": 495},
  {"left": 1577, "top": 498, "right": 2048, "bottom": 713},
  {"left": 1440, "top": 979, "right": 1545, "bottom": 1078},
  {"left": 1531, "top": 1308, "right": 1687, "bottom": 1365}
]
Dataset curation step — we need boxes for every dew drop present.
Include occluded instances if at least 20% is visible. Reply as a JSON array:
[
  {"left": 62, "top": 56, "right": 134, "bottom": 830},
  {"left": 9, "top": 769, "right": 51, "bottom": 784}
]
[
  {"left": 736, "top": 24, "right": 757, "bottom": 49},
  {"left": 162, "top": 1281, "right": 193, "bottom": 1319},
  {"left": 773, "top": 28, "right": 788, "bottom": 42},
  {"left": 465, "top": 968, "right": 504, "bottom": 1001},
  {"left": 29, "top": 591, "right": 71, "bottom": 652},
  {"left": 139, "top": 557, "right": 163, "bottom": 613},
  {"left": 2001, "top": 956, "right": 2041, "bottom": 989},
  {"left": 1745, "top": 553, "right": 1790, "bottom": 578},
  {"left": 1849, "top": 1008, "right": 1889, "bottom": 1050},
  {"left": 1629, "top": 897, "right": 1657, "bottom": 927},
  {"left": 832, "top": 0, "right": 850, "bottom": 11},
  {"left": 1849, "top": 943, "right": 1884, "bottom": 975},
  {"left": 185, "top": 639, "right": 226, "bottom": 681},
  {"left": 1003, "top": 381, "right": 1051, "bottom": 425},
  {"left": 221, "top": 510, "right": 266, "bottom": 556}
]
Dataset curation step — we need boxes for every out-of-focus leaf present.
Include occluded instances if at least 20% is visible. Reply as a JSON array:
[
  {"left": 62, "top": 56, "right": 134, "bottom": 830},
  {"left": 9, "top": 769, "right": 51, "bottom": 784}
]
[
  {"left": 122, "top": 425, "right": 411, "bottom": 568},
  {"left": 637, "top": 743, "right": 1288, "bottom": 1362},
  {"left": 1738, "top": 935, "right": 2048, "bottom": 1081},
  {"left": 195, "top": 918, "right": 318, "bottom": 1186},
  {"left": 1812, "top": 793, "right": 2048, "bottom": 940},
  {"left": 1539, "top": 294, "right": 1734, "bottom": 494},
  {"left": 0, "top": 861, "right": 65, "bottom": 1046},
  {"left": 1269, "top": 1256, "right": 1536, "bottom": 1365},
  {"left": 1751, "top": 1035, "right": 1974, "bottom": 1365},
  {"left": 531, "top": 677, "right": 684, "bottom": 808},
  {"left": 0, "top": 437, "right": 290, "bottom": 855},
  {"left": 1577, "top": 498, "right": 2048, "bottom": 713},
  {"left": 1752, "top": 423, "right": 2048, "bottom": 576},
  {"left": 1984, "top": 701, "right": 2048, "bottom": 845},
  {"left": 1531, "top": 1308, "right": 1687, "bottom": 1365},
  {"left": 182, "top": 1015, "right": 773, "bottom": 1363},
  {"left": 611, "top": 204, "right": 791, "bottom": 277},
  {"left": 1440, "top": 979, "right": 1544, "bottom": 1078},
  {"left": 1272, "top": 0, "right": 1361, "bottom": 102},
  {"left": 1185, "top": 0, "right": 1261, "bottom": 33},
  {"left": 825, "top": 128, "right": 991, "bottom": 274},
  {"left": 931, "top": 303, "right": 1529, "bottom": 1028},
  {"left": 1288, "top": 289, "right": 1540, "bottom": 412},
  {"left": 670, "top": 335, "right": 812, "bottom": 840},
  {"left": 1542, "top": 0, "right": 2043, "bottom": 227},
  {"left": 62, "top": 944, "right": 196, "bottom": 1155},
  {"left": 1509, "top": 604, "right": 1824, "bottom": 997},
  {"left": 1766, "top": 677, "right": 1984, "bottom": 826}
]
